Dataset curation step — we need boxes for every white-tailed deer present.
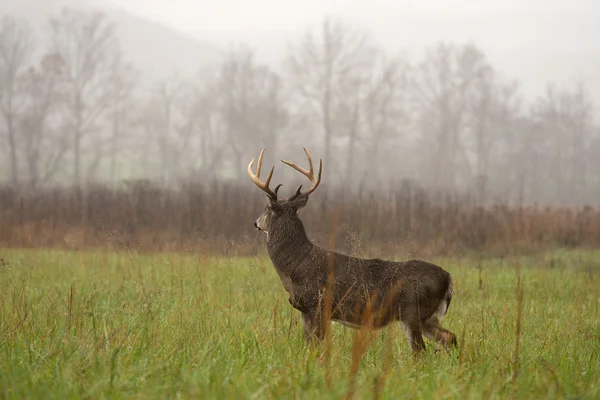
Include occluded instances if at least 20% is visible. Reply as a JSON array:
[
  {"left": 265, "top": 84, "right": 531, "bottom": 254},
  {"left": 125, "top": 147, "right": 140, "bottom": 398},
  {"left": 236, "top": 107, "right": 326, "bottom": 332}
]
[{"left": 248, "top": 148, "right": 457, "bottom": 355}]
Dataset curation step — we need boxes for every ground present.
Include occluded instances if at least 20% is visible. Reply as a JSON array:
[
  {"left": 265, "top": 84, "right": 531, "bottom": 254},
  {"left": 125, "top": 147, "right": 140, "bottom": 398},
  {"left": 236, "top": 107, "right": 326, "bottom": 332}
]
[{"left": 0, "top": 248, "right": 599, "bottom": 399}]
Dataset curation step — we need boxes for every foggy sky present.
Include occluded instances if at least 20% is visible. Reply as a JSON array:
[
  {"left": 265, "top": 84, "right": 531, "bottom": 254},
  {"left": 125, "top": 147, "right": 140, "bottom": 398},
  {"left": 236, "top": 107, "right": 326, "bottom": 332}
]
[
  {"left": 2, "top": 0, "right": 600, "bottom": 205},
  {"left": 103, "top": 0, "right": 600, "bottom": 108}
]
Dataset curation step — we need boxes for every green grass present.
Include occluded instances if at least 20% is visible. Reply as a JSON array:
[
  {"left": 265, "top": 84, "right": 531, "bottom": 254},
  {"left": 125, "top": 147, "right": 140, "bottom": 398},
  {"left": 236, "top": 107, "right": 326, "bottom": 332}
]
[{"left": 0, "top": 248, "right": 599, "bottom": 399}]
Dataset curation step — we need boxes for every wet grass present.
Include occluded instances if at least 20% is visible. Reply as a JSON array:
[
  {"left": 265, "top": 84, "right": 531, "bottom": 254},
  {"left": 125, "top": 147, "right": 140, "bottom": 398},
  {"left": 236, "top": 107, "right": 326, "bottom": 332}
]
[{"left": 0, "top": 248, "right": 599, "bottom": 399}]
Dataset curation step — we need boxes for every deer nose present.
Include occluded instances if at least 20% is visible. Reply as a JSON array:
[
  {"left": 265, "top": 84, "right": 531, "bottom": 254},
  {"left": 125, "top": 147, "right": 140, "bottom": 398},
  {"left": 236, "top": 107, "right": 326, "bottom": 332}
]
[{"left": 253, "top": 221, "right": 258, "bottom": 229}]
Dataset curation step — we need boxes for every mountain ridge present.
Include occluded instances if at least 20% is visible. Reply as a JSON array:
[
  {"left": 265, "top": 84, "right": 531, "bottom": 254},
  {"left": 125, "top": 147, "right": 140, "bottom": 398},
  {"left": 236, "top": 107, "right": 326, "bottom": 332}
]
[{"left": 2, "top": 0, "right": 223, "bottom": 82}]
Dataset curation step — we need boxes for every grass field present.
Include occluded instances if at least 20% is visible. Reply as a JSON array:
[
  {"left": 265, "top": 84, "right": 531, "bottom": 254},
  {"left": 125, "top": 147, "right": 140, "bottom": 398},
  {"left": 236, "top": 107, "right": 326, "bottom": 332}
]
[{"left": 1, "top": 248, "right": 599, "bottom": 399}]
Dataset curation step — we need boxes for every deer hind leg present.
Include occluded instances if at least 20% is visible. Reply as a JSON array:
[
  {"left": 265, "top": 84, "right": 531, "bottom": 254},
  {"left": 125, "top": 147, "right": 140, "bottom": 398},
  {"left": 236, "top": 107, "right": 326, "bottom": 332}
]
[
  {"left": 400, "top": 307, "right": 427, "bottom": 355},
  {"left": 400, "top": 320, "right": 426, "bottom": 355},
  {"left": 422, "top": 315, "right": 458, "bottom": 349}
]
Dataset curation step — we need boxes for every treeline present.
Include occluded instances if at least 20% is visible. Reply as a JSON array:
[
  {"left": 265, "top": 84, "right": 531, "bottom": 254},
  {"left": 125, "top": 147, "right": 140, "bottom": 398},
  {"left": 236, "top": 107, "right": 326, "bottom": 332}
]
[
  {"left": 0, "top": 8, "right": 599, "bottom": 206},
  {"left": 1, "top": 182, "right": 599, "bottom": 257}
]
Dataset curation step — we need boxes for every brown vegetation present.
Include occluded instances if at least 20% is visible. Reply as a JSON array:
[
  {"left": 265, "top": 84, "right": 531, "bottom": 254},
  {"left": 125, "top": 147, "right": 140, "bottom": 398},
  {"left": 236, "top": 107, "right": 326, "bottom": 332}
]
[{"left": 1, "top": 181, "right": 599, "bottom": 258}]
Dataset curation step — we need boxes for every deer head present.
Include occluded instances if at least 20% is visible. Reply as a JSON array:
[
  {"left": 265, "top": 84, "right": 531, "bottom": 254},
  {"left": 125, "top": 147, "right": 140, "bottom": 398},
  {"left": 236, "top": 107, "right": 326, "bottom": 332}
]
[{"left": 247, "top": 148, "right": 322, "bottom": 235}]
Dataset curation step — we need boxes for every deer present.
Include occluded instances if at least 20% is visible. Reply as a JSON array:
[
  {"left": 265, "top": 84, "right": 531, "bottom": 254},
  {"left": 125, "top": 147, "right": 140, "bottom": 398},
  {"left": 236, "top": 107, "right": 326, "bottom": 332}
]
[{"left": 247, "top": 148, "right": 458, "bottom": 355}]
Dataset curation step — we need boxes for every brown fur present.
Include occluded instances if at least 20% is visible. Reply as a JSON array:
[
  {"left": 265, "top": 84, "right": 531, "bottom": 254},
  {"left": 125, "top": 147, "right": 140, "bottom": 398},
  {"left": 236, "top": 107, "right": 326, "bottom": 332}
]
[{"left": 249, "top": 149, "right": 458, "bottom": 355}]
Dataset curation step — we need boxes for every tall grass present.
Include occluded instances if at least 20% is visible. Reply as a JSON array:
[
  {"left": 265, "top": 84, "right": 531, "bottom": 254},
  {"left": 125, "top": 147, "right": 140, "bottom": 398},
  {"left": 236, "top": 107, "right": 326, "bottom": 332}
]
[
  {"left": 1, "top": 248, "right": 599, "bottom": 399},
  {"left": 1, "top": 181, "right": 599, "bottom": 257}
]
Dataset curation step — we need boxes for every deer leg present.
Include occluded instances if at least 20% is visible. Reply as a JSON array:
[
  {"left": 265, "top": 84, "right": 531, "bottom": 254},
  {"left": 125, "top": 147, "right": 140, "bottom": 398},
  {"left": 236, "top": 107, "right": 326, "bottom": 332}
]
[
  {"left": 423, "top": 315, "right": 458, "bottom": 349},
  {"left": 301, "top": 312, "right": 326, "bottom": 343},
  {"left": 400, "top": 315, "right": 426, "bottom": 355},
  {"left": 399, "top": 303, "right": 427, "bottom": 355}
]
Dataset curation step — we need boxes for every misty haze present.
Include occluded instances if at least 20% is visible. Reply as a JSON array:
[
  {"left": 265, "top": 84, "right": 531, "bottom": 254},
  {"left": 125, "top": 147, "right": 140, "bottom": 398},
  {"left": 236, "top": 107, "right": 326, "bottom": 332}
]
[
  {"left": 1, "top": 0, "right": 599, "bottom": 203},
  {"left": 1, "top": 1, "right": 600, "bottom": 399}
]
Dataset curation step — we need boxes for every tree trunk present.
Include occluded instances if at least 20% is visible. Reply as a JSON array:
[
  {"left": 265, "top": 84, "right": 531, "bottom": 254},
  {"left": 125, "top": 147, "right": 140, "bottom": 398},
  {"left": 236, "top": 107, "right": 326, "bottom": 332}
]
[
  {"left": 74, "top": 131, "right": 81, "bottom": 187},
  {"left": 345, "top": 100, "right": 360, "bottom": 192},
  {"left": 110, "top": 110, "right": 119, "bottom": 183},
  {"left": 7, "top": 115, "right": 19, "bottom": 185}
]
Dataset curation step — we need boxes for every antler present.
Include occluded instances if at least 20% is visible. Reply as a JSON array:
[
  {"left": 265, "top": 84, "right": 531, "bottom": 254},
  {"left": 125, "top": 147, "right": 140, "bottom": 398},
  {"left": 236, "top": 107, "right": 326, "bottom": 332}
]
[
  {"left": 248, "top": 149, "right": 278, "bottom": 200},
  {"left": 281, "top": 148, "right": 323, "bottom": 198}
]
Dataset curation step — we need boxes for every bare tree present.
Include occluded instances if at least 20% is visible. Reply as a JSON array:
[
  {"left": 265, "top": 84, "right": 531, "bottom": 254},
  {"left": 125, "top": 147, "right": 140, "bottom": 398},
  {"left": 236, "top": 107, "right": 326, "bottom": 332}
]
[
  {"left": 363, "top": 53, "right": 412, "bottom": 185},
  {"left": 467, "top": 67, "right": 521, "bottom": 202},
  {"left": 285, "top": 16, "right": 376, "bottom": 185},
  {"left": 215, "top": 45, "right": 288, "bottom": 179},
  {"left": 335, "top": 78, "right": 362, "bottom": 190},
  {"left": 130, "top": 99, "right": 155, "bottom": 177},
  {"left": 106, "top": 53, "right": 137, "bottom": 183},
  {"left": 504, "top": 116, "right": 540, "bottom": 205},
  {"left": 133, "top": 48, "right": 288, "bottom": 184},
  {"left": 0, "top": 17, "right": 33, "bottom": 185},
  {"left": 19, "top": 52, "right": 69, "bottom": 187},
  {"left": 531, "top": 81, "right": 594, "bottom": 204},
  {"left": 178, "top": 79, "right": 225, "bottom": 176},
  {"left": 140, "top": 78, "right": 184, "bottom": 182},
  {"left": 564, "top": 82, "right": 593, "bottom": 202},
  {"left": 49, "top": 8, "right": 121, "bottom": 186},
  {"left": 413, "top": 42, "right": 490, "bottom": 190},
  {"left": 252, "top": 63, "right": 288, "bottom": 159},
  {"left": 588, "top": 126, "right": 600, "bottom": 202}
]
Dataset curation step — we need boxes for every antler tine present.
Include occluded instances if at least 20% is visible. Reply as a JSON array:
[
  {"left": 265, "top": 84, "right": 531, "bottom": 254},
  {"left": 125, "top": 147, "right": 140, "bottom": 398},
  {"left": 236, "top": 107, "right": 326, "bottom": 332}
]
[
  {"left": 281, "top": 147, "right": 323, "bottom": 196},
  {"left": 248, "top": 149, "right": 278, "bottom": 199}
]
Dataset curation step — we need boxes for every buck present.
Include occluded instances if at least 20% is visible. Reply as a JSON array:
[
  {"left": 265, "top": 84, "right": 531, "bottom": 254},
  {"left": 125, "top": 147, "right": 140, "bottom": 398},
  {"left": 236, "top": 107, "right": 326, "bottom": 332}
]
[{"left": 248, "top": 148, "right": 457, "bottom": 355}]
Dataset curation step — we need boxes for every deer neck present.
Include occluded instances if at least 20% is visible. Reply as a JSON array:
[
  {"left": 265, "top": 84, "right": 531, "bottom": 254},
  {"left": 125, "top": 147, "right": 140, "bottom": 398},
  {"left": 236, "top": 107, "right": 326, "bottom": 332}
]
[{"left": 266, "top": 217, "right": 314, "bottom": 277}]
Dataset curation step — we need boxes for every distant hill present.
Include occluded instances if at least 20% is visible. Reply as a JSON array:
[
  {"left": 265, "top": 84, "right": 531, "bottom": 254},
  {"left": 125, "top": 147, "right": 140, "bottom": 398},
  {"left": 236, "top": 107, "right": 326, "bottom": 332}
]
[{"left": 1, "top": 0, "right": 223, "bottom": 82}]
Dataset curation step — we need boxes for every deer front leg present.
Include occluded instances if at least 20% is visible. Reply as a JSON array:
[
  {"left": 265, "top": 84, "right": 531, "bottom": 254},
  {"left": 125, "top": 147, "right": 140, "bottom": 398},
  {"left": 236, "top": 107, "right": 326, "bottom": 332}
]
[
  {"left": 301, "top": 311, "right": 327, "bottom": 343},
  {"left": 290, "top": 286, "right": 330, "bottom": 343},
  {"left": 290, "top": 298, "right": 326, "bottom": 342}
]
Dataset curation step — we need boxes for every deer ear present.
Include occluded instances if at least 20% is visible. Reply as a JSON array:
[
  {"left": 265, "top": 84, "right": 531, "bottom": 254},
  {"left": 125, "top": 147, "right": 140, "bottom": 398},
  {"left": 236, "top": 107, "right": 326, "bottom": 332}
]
[
  {"left": 267, "top": 196, "right": 284, "bottom": 211},
  {"left": 288, "top": 193, "right": 309, "bottom": 210}
]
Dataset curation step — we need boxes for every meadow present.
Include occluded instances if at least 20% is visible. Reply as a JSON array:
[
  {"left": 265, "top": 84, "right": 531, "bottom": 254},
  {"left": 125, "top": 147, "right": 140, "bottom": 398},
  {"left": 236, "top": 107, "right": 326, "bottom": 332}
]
[{"left": 1, "top": 247, "right": 599, "bottom": 399}]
